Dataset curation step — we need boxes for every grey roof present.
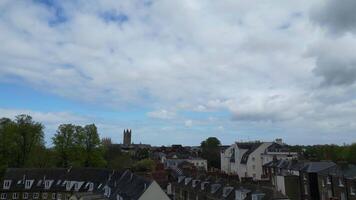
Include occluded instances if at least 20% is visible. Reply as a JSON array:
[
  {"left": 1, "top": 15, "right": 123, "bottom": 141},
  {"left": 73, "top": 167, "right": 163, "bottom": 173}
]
[
  {"left": 0, "top": 168, "right": 153, "bottom": 200},
  {"left": 319, "top": 164, "right": 356, "bottom": 179},
  {"left": 301, "top": 161, "right": 336, "bottom": 173},
  {"left": 236, "top": 142, "right": 262, "bottom": 164}
]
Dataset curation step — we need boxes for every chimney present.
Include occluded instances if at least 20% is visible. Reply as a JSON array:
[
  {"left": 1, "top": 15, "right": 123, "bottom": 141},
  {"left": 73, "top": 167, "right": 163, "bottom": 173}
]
[{"left": 275, "top": 138, "right": 283, "bottom": 145}]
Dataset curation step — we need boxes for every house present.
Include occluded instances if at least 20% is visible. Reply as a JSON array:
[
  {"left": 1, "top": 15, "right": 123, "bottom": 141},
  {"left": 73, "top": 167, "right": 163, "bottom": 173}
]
[
  {"left": 0, "top": 168, "right": 170, "bottom": 200},
  {"left": 263, "top": 160, "right": 356, "bottom": 200},
  {"left": 317, "top": 164, "right": 356, "bottom": 200},
  {"left": 221, "top": 139, "right": 298, "bottom": 180},
  {"left": 164, "top": 158, "right": 208, "bottom": 171},
  {"left": 171, "top": 175, "right": 288, "bottom": 200}
]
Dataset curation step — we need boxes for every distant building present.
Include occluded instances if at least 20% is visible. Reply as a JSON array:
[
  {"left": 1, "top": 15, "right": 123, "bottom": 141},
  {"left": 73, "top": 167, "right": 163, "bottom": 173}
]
[
  {"left": 164, "top": 158, "right": 208, "bottom": 171},
  {"left": 221, "top": 139, "right": 298, "bottom": 180},
  {"left": 101, "top": 137, "right": 112, "bottom": 146},
  {"left": 0, "top": 168, "right": 170, "bottom": 200},
  {"left": 123, "top": 129, "right": 131, "bottom": 147}
]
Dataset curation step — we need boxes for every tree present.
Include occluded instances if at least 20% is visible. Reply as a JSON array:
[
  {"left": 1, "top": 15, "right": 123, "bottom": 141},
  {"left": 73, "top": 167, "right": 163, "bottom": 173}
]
[
  {"left": 0, "top": 118, "right": 17, "bottom": 176},
  {"left": 133, "top": 159, "right": 155, "bottom": 172},
  {"left": 52, "top": 124, "right": 81, "bottom": 167},
  {"left": 81, "top": 124, "right": 106, "bottom": 167},
  {"left": 14, "top": 115, "right": 44, "bottom": 167},
  {"left": 347, "top": 143, "right": 356, "bottom": 164},
  {"left": 200, "top": 137, "right": 221, "bottom": 169}
]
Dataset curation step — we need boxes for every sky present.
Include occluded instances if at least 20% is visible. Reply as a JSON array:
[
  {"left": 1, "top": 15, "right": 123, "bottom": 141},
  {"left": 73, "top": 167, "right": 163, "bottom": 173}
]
[{"left": 0, "top": 0, "right": 356, "bottom": 146}]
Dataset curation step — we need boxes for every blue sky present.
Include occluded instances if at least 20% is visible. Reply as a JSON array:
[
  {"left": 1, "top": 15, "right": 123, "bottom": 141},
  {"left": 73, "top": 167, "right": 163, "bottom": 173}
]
[{"left": 1, "top": 0, "right": 356, "bottom": 146}]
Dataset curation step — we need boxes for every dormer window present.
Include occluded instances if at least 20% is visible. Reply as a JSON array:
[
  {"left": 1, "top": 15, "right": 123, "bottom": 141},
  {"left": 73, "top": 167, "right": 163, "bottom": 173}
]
[
  {"left": 88, "top": 183, "right": 94, "bottom": 192},
  {"left": 25, "top": 180, "right": 32, "bottom": 189},
  {"left": 339, "top": 178, "right": 344, "bottom": 187},
  {"left": 104, "top": 186, "right": 111, "bottom": 197},
  {"left": 74, "top": 183, "right": 80, "bottom": 191},
  {"left": 327, "top": 176, "right": 331, "bottom": 184},
  {"left": 3, "top": 180, "right": 11, "bottom": 189},
  {"left": 351, "top": 186, "right": 355, "bottom": 195},
  {"left": 45, "top": 180, "right": 51, "bottom": 189}
]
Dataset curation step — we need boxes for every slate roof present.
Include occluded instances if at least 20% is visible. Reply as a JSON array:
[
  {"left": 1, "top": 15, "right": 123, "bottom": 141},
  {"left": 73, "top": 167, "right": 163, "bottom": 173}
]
[
  {"left": 0, "top": 168, "right": 153, "bottom": 200},
  {"left": 264, "top": 160, "right": 337, "bottom": 174},
  {"left": 301, "top": 161, "right": 336, "bottom": 173},
  {"left": 319, "top": 164, "right": 356, "bottom": 179},
  {"left": 236, "top": 142, "right": 262, "bottom": 164}
]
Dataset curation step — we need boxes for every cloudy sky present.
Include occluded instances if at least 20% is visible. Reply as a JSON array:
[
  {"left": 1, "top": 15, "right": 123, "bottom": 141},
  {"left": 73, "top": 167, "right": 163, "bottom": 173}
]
[{"left": 1, "top": 0, "right": 355, "bottom": 146}]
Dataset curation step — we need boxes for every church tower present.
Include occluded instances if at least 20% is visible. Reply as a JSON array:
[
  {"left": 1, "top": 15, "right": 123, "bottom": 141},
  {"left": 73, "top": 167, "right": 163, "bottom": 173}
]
[{"left": 123, "top": 129, "right": 131, "bottom": 146}]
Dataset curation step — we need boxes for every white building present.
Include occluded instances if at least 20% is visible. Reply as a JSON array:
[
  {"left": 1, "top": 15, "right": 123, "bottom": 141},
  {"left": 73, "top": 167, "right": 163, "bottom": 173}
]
[{"left": 220, "top": 139, "right": 298, "bottom": 180}]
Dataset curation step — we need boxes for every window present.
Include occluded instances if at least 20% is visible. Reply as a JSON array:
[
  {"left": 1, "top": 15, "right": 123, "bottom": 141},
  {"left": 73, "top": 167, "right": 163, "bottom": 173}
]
[
  {"left": 252, "top": 165, "right": 256, "bottom": 170},
  {"left": 340, "top": 192, "right": 346, "bottom": 200},
  {"left": 13, "top": 193, "right": 18, "bottom": 199},
  {"left": 0, "top": 193, "right": 7, "bottom": 200},
  {"left": 33, "top": 193, "right": 39, "bottom": 199},
  {"left": 42, "top": 193, "right": 48, "bottom": 199},
  {"left": 304, "top": 184, "right": 308, "bottom": 195},
  {"left": 252, "top": 157, "right": 255, "bottom": 161},
  {"left": 23, "top": 193, "right": 29, "bottom": 199},
  {"left": 52, "top": 193, "right": 56, "bottom": 199},
  {"left": 45, "top": 180, "right": 51, "bottom": 189},
  {"left": 303, "top": 174, "right": 307, "bottom": 181},
  {"left": 327, "top": 176, "right": 331, "bottom": 184},
  {"left": 57, "top": 193, "right": 62, "bottom": 200},
  {"left": 74, "top": 183, "right": 80, "bottom": 191},
  {"left": 351, "top": 185, "right": 355, "bottom": 195},
  {"left": 338, "top": 178, "right": 344, "bottom": 187},
  {"left": 3, "top": 180, "right": 11, "bottom": 189},
  {"left": 321, "top": 178, "right": 325, "bottom": 187},
  {"left": 25, "top": 180, "right": 32, "bottom": 189},
  {"left": 88, "top": 183, "right": 94, "bottom": 192}
]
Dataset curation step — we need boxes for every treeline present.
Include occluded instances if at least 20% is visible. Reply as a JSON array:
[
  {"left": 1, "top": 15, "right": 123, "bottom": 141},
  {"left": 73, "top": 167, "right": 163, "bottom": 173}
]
[
  {"left": 290, "top": 144, "right": 356, "bottom": 164},
  {"left": 0, "top": 114, "right": 153, "bottom": 178}
]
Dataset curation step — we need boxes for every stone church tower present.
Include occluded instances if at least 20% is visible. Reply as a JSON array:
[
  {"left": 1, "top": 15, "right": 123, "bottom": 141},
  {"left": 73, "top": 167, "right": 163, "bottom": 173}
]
[{"left": 123, "top": 129, "right": 131, "bottom": 146}]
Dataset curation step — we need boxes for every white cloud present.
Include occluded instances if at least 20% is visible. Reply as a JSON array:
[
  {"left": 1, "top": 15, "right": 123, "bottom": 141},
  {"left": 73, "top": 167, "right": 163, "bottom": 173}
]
[
  {"left": 147, "top": 109, "right": 176, "bottom": 120},
  {"left": 0, "top": 0, "right": 355, "bottom": 144}
]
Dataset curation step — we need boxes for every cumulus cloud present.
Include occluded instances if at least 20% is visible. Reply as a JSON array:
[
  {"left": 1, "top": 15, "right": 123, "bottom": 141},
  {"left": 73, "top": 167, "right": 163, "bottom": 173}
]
[
  {"left": 0, "top": 0, "right": 355, "bottom": 144},
  {"left": 311, "top": 0, "right": 356, "bottom": 35},
  {"left": 308, "top": 36, "right": 356, "bottom": 87}
]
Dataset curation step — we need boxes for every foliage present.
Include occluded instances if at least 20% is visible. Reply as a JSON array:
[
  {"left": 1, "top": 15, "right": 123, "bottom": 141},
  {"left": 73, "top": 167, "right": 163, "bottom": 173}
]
[
  {"left": 52, "top": 124, "right": 106, "bottom": 167},
  {"left": 133, "top": 159, "right": 155, "bottom": 172},
  {"left": 104, "top": 145, "right": 134, "bottom": 170},
  {"left": 200, "top": 137, "right": 221, "bottom": 169}
]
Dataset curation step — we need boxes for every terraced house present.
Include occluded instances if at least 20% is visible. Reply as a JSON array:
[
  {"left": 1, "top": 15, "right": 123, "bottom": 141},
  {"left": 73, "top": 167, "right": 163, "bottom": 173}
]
[
  {"left": 0, "top": 168, "right": 170, "bottom": 200},
  {"left": 263, "top": 160, "right": 356, "bottom": 200}
]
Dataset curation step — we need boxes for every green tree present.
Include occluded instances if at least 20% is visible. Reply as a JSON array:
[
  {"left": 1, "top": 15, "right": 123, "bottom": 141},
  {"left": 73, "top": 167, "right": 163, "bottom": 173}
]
[
  {"left": 200, "top": 137, "right": 221, "bottom": 169},
  {"left": 14, "top": 115, "right": 44, "bottom": 167},
  {"left": 52, "top": 124, "right": 81, "bottom": 167},
  {"left": 347, "top": 143, "right": 356, "bottom": 164},
  {"left": 0, "top": 118, "right": 17, "bottom": 176},
  {"left": 133, "top": 159, "right": 155, "bottom": 172},
  {"left": 81, "top": 124, "right": 106, "bottom": 167}
]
